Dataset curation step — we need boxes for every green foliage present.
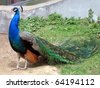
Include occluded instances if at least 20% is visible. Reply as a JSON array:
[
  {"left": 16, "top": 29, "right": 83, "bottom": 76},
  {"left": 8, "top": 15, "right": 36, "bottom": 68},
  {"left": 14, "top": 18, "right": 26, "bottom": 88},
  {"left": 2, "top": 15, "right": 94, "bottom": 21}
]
[
  {"left": 19, "top": 12, "right": 100, "bottom": 33},
  {"left": 87, "top": 9, "right": 94, "bottom": 23},
  {"left": 19, "top": 17, "right": 46, "bottom": 32},
  {"left": 97, "top": 16, "right": 100, "bottom": 21}
]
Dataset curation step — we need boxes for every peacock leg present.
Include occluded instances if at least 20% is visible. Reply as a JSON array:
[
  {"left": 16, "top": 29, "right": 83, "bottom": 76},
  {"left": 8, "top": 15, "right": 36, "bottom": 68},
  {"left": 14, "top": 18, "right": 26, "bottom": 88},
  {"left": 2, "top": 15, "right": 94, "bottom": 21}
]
[
  {"left": 16, "top": 54, "right": 20, "bottom": 69},
  {"left": 24, "top": 59, "right": 28, "bottom": 69},
  {"left": 16, "top": 60, "right": 28, "bottom": 70},
  {"left": 11, "top": 54, "right": 21, "bottom": 71},
  {"left": 17, "top": 56, "right": 28, "bottom": 70},
  {"left": 11, "top": 54, "right": 27, "bottom": 70}
]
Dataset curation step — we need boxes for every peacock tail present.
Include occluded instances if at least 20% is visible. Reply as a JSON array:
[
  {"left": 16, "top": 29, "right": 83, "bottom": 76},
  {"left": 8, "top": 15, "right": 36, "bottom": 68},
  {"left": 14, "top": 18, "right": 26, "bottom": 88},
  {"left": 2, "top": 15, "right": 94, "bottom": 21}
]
[{"left": 27, "top": 35, "right": 97, "bottom": 64}]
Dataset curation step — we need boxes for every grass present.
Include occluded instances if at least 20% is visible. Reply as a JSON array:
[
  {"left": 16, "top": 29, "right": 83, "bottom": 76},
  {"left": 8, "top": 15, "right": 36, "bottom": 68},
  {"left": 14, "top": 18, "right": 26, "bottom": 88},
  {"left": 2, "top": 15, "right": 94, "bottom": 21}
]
[
  {"left": 20, "top": 12, "right": 100, "bottom": 75},
  {"left": 58, "top": 53, "right": 100, "bottom": 75}
]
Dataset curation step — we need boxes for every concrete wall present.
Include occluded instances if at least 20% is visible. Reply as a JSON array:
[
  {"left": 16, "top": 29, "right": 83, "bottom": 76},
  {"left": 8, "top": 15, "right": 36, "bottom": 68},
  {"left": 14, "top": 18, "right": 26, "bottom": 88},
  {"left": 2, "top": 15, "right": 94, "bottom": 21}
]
[{"left": 0, "top": 0, "right": 100, "bottom": 33}]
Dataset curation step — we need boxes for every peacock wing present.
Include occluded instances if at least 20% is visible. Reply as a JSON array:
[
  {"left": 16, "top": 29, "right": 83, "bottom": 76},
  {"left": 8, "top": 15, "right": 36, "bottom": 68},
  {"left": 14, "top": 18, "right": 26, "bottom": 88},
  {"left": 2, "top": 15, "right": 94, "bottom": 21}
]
[
  {"left": 19, "top": 31, "right": 35, "bottom": 43},
  {"left": 19, "top": 31, "right": 40, "bottom": 51}
]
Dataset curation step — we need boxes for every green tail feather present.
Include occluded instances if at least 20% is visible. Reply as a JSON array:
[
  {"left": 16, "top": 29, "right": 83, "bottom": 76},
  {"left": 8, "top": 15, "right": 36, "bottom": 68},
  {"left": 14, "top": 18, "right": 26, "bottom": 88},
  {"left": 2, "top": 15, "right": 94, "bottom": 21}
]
[
  {"left": 60, "top": 38, "right": 97, "bottom": 58},
  {"left": 31, "top": 35, "right": 97, "bottom": 64}
]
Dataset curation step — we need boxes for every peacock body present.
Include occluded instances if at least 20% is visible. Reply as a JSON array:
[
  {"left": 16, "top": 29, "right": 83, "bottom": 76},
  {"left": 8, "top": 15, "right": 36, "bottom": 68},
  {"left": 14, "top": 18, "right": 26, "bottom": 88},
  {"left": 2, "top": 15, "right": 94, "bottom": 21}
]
[{"left": 9, "top": 7, "right": 40, "bottom": 69}]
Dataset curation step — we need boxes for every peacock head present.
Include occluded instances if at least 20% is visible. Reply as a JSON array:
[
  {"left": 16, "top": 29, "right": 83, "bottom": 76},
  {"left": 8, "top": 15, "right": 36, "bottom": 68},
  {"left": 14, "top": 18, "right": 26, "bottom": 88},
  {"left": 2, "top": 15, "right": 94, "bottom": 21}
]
[
  {"left": 12, "top": 6, "right": 23, "bottom": 13},
  {"left": 12, "top": 7, "right": 19, "bottom": 12}
]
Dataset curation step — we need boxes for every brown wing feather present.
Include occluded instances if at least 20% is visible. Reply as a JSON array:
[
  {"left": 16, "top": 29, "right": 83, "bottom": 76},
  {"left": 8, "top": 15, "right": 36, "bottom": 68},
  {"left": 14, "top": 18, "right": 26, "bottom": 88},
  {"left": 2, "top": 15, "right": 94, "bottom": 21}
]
[{"left": 24, "top": 49, "right": 38, "bottom": 63}]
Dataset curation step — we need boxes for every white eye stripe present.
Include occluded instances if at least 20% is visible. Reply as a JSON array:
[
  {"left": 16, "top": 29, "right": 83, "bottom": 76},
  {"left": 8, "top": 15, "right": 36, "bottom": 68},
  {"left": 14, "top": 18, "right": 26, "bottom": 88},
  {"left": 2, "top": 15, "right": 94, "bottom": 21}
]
[{"left": 14, "top": 8, "right": 17, "bottom": 11}]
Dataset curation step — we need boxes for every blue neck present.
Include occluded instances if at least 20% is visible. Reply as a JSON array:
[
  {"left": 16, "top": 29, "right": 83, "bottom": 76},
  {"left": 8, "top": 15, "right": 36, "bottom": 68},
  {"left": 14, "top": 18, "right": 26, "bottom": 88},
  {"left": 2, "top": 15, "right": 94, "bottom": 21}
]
[
  {"left": 8, "top": 9, "right": 27, "bottom": 53},
  {"left": 9, "top": 10, "right": 20, "bottom": 39}
]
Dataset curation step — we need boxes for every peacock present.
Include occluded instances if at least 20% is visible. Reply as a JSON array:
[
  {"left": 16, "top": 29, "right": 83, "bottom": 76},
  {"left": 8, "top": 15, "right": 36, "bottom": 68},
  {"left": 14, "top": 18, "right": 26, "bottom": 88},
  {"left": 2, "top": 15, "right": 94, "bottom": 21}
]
[
  {"left": 9, "top": 7, "right": 97, "bottom": 70},
  {"left": 9, "top": 7, "right": 41, "bottom": 70}
]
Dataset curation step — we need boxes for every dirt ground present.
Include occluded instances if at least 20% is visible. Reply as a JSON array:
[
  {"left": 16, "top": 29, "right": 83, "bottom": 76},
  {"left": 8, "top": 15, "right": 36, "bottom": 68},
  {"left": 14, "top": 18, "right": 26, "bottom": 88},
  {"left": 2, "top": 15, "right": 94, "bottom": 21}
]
[{"left": 0, "top": 34, "right": 59, "bottom": 75}]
